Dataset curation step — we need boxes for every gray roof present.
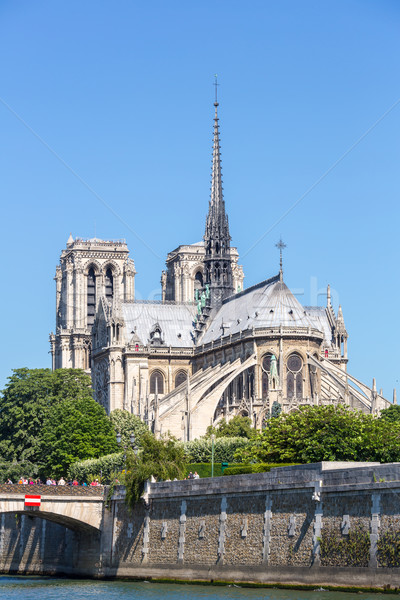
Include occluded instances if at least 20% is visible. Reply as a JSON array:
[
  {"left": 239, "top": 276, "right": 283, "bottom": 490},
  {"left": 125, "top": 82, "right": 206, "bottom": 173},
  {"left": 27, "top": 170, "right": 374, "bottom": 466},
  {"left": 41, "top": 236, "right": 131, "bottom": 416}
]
[
  {"left": 200, "top": 276, "right": 333, "bottom": 345},
  {"left": 122, "top": 302, "right": 196, "bottom": 347}
]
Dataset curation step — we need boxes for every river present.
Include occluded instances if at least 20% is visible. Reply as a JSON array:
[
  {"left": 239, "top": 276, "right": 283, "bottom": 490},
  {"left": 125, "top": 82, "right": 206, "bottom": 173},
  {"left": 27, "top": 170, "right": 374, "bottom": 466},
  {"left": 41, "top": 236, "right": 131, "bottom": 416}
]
[{"left": 0, "top": 577, "right": 388, "bottom": 600}]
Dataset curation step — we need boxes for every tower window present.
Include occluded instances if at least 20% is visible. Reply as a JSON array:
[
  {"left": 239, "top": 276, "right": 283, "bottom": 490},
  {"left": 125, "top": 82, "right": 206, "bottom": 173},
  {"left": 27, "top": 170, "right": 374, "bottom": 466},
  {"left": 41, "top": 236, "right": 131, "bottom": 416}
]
[
  {"left": 105, "top": 268, "right": 113, "bottom": 302},
  {"left": 87, "top": 268, "right": 96, "bottom": 326}
]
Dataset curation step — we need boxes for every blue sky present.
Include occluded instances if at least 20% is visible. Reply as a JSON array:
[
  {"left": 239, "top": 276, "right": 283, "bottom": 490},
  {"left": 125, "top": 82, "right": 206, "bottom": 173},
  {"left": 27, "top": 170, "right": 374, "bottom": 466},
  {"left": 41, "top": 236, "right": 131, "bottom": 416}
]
[{"left": 0, "top": 1, "right": 399, "bottom": 397}]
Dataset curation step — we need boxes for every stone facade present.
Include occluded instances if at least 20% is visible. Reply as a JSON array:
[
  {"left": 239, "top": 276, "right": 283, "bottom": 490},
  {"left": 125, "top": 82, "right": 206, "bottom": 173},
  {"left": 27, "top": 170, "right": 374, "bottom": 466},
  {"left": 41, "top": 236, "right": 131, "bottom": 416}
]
[{"left": 50, "top": 236, "right": 135, "bottom": 371}]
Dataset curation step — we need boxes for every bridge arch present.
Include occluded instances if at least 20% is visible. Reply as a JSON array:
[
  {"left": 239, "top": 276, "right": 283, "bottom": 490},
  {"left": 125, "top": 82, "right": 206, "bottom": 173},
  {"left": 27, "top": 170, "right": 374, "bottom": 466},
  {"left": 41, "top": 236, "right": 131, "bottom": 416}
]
[{"left": 0, "top": 488, "right": 104, "bottom": 533}]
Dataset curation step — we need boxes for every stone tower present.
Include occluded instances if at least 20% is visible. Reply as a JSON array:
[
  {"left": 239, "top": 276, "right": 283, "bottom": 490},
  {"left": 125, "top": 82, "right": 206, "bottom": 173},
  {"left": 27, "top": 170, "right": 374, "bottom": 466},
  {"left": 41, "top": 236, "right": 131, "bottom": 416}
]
[
  {"left": 203, "top": 95, "right": 235, "bottom": 309},
  {"left": 50, "top": 235, "right": 136, "bottom": 371}
]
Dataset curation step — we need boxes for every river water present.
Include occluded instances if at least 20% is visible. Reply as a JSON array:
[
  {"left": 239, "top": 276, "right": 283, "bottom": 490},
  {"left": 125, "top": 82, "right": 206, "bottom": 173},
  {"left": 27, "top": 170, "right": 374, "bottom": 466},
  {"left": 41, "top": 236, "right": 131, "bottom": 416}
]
[{"left": 0, "top": 577, "right": 388, "bottom": 600}]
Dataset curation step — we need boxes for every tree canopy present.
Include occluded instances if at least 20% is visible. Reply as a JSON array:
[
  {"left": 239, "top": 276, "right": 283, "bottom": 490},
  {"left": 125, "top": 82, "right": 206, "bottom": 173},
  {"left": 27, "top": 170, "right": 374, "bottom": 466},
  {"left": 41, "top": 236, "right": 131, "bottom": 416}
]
[
  {"left": 380, "top": 404, "right": 400, "bottom": 423},
  {"left": 205, "top": 415, "right": 256, "bottom": 439},
  {"left": 241, "top": 404, "right": 400, "bottom": 464},
  {"left": 0, "top": 368, "right": 118, "bottom": 479},
  {"left": 109, "top": 409, "right": 149, "bottom": 447}
]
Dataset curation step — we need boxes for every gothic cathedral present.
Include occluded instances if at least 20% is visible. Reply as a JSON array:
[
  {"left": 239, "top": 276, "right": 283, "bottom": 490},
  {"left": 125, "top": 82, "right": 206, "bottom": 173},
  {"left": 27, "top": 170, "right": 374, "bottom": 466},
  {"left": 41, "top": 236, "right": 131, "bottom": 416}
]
[{"left": 50, "top": 97, "right": 390, "bottom": 440}]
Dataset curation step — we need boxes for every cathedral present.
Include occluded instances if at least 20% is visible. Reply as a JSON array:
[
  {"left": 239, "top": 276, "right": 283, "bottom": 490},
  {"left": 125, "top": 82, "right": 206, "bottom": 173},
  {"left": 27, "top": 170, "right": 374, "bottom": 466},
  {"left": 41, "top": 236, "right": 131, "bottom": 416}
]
[{"left": 50, "top": 96, "right": 391, "bottom": 440}]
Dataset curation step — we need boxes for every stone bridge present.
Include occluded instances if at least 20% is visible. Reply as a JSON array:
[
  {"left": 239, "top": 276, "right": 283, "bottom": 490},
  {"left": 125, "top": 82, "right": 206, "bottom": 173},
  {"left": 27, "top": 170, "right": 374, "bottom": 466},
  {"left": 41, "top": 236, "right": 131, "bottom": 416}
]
[{"left": 0, "top": 484, "right": 106, "bottom": 532}]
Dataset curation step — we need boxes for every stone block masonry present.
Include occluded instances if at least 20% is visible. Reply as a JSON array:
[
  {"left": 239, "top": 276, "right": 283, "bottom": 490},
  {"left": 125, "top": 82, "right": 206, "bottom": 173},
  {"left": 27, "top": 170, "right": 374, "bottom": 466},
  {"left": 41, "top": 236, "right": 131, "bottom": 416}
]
[
  {"left": 105, "top": 462, "right": 400, "bottom": 589},
  {"left": 3, "top": 463, "right": 400, "bottom": 589}
]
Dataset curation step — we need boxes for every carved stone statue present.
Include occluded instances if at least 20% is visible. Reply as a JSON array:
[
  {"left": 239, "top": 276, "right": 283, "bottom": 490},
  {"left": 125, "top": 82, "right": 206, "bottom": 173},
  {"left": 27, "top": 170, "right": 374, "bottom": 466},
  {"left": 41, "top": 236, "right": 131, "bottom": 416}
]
[{"left": 269, "top": 354, "right": 280, "bottom": 389}]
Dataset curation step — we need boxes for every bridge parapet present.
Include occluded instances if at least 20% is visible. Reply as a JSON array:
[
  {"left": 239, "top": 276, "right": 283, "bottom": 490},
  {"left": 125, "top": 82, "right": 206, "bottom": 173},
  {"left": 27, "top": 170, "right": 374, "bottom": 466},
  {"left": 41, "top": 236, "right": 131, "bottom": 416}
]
[
  {"left": 0, "top": 484, "right": 106, "bottom": 531},
  {"left": 0, "top": 484, "right": 105, "bottom": 498}
]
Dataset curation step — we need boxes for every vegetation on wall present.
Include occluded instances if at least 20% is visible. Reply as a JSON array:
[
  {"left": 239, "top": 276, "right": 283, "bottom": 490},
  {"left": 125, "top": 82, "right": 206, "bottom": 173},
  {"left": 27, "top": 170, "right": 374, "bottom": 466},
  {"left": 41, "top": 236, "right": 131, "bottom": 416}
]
[{"left": 320, "top": 525, "right": 370, "bottom": 568}]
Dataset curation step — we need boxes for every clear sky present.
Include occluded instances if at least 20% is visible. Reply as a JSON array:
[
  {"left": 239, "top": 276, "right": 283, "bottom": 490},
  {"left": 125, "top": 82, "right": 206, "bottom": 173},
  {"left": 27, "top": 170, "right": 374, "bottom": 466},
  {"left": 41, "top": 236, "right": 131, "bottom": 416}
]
[{"left": 0, "top": 1, "right": 399, "bottom": 397}]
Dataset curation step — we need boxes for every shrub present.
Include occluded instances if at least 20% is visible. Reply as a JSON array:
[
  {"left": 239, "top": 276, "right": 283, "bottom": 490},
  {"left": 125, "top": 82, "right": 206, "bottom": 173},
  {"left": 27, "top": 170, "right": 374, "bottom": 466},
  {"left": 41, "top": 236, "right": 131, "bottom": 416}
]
[
  {"left": 184, "top": 463, "right": 226, "bottom": 478},
  {"left": 223, "top": 462, "right": 299, "bottom": 476},
  {"left": 68, "top": 452, "right": 125, "bottom": 484},
  {"left": 184, "top": 437, "right": 250, "bottom": 463}
]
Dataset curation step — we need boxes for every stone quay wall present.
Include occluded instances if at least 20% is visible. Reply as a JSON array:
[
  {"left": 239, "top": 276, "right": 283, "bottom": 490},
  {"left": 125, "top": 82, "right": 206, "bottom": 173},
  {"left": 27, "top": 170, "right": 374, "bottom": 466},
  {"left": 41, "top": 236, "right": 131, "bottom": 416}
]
[
  {"left": 106, "top": 463, "right": 400, "bottom": 588},
  {"left": 2, "top": 463, "right": 400, "bottom": 589}
]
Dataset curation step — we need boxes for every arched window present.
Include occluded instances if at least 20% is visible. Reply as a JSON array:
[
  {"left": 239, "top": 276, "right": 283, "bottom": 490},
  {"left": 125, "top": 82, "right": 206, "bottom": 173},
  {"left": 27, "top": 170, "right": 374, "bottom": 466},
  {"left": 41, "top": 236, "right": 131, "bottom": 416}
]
[
  {"left": 87, "top": 268, "right": 96, "bottom": 326},
  {"left": 150, "top": 370, "right": 164, "bottom": 395},
  {"left": 105, "top": 268, "right": 113, "bottom": 302},
  {"left": 214, "top": 263, "right": 221, "bottom": 281},
  {"left": 175, "top": 370, "right": 187, "bottom": 388},
  {"left": 194, "top": 270, "right": 203, "bottom": 291},
  {"left": 286, "top": 353, "right": 303, "bottom": 399}
]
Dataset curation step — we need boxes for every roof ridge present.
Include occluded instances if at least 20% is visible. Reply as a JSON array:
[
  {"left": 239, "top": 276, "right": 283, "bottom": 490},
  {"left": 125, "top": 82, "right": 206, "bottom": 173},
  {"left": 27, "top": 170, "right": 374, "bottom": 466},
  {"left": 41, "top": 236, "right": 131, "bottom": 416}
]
[{"left": 222, "top": 274, "right": 280, "bottom": 305}]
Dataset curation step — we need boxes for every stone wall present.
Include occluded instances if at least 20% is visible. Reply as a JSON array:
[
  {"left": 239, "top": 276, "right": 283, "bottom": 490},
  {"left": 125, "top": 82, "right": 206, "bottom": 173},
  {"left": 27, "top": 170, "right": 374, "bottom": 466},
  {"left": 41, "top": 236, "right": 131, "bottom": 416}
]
[
  {"left": 105, "top": 463, "right": 400, "bottom": 588},
  {"left": 3, "top": 462, "right": 400, "bottom": 589}
]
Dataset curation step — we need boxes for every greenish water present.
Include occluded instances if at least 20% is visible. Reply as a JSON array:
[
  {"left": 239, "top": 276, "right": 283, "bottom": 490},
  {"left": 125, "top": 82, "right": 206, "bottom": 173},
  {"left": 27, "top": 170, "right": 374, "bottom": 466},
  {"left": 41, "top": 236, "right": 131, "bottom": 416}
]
[{"left": 0, "top": 577, "right": 390, "bottom": 600}]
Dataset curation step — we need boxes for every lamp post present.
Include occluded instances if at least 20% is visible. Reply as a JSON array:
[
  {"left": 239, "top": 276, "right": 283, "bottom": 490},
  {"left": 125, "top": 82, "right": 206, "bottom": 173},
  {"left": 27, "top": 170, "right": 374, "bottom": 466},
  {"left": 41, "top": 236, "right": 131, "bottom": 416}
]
[
  {"left": 211, "top": 433, "right": 216, "bottom": 478},
  {"left": 116, "top": 431, "right": 138, "bottom": 461}
]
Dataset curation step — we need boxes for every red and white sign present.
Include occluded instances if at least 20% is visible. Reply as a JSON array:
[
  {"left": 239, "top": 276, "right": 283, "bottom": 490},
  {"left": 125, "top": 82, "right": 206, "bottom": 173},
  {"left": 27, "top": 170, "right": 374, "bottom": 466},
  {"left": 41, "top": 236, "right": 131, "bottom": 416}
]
[{"left": 25, "top": 495, "right": 41, "bottom": 507}]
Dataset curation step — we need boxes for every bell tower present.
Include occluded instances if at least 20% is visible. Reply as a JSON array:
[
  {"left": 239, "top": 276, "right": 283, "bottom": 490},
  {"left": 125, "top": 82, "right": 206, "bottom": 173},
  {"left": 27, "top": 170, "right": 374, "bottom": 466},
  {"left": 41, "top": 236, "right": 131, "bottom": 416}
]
[{"left": 50, "top": 235, "right": 136, "bottom": 371}]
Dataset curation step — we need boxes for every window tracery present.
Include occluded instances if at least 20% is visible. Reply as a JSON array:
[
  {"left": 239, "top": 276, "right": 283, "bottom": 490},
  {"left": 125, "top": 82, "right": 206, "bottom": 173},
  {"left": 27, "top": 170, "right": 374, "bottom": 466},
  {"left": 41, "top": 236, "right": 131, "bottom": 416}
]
[{"left": 286, "top": 353, "right": 303, "bottom": 399}]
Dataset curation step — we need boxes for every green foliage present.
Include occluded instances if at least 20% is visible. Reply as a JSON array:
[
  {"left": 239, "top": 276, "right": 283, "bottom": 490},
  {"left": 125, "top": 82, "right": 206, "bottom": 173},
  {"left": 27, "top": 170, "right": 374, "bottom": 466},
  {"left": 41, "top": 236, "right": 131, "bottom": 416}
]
[
  {"left": 109, "top": 409, "right": 149, "bottom": 447},
  {"left": 377, "top": 531, "right": 400, "bottom": 567},
  {"left": 320, "top": 526, "right": 370, "bottom": 567},
  {"left": 205, "top": 415, "right": 256, "bottom": 439},
  {"left": 184, "top": 463, "right": 225, "bottom": 478},
  {"left": 223, "top": 462, "right": 299, "bottom": 476},
  {"left": 244, "top": 404, "right": 400, "bottom": 464},
  {"left": 125, "top": 432, "right": 186, "bottom": 507},
  {"left": 40, "top": 395, "right": 117, "bottom": 478},
  {"left": 184, "top": 436, "right": 250, "bottom": 463},
  {"left": 270, "top": 401, "right": 282, "bottom": 419},
  {"left": 68, "top": 452, "right": 125, "bottom": 484},
  {"left": 380, "top": 404, "right": 400, "bottom": 423},
  {"left": 0, "top": 368, "right": 118, "bottom": 479}
]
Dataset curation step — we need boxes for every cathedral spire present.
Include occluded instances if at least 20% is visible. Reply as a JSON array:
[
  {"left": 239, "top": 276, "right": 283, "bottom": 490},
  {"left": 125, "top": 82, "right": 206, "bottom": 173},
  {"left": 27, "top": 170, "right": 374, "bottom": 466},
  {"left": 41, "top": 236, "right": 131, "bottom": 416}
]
[{"left": 203, "top": 78, "right": 234, "bottom": 309}]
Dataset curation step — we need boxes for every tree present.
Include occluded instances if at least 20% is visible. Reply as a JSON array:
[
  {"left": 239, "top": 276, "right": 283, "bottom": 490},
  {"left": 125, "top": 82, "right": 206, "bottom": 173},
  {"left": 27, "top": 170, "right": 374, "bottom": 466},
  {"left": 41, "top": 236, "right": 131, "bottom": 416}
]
[
  {"left": 125, "top": 432, "right": 186, "bottom": 507},
  {"left": 109, "top": 409, "right": 149, "bottom": 447},
  {"left": 205, "top": 415, "right": 256, "bottom": 439},
  {"left": 40, "top": 395, "right": 118, "bottom": 478},
  {"left": 380, "top": 405, "right": 400, "bottom": 423},
  {"left": 0, "top": 368, "right": 118, "bottom": 479},
  {"left": 247, "top": 404, "right": 400, "bottom": 464}
]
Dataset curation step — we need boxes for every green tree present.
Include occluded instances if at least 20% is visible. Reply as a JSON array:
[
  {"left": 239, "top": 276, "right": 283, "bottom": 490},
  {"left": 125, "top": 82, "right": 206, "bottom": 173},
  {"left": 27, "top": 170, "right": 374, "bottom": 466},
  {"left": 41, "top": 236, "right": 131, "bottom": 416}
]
[
  {"left": 248, "top": 404, "right": 400, "bottom": 464},
  {"left": 109, "top": 409, "right": 149, "bottom": 447},
  {"left": 40, "top": 395, "right": 118, "bottom": 478},
  {"left": 380, "top": 404, "right": 400, "bottom": 423},
  {"left": 125, "top": 432, "right": 186, "bottom": 507},
  {"left": 205, "top": 415, "right": 256, "bottom": 439},
  {"left": 0, "top": 368, "right": 118, "bottom": 479}
]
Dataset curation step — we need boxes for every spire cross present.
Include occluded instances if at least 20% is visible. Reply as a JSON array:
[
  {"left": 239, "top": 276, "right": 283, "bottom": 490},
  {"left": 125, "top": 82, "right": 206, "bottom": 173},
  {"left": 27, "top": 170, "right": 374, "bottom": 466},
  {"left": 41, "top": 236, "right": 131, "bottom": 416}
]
[
  {"left": 275, "top": 238, "right": 287, "bottom": 280},
  {"left": 214, "top": 74, "right": 219, "bottom": 105}
]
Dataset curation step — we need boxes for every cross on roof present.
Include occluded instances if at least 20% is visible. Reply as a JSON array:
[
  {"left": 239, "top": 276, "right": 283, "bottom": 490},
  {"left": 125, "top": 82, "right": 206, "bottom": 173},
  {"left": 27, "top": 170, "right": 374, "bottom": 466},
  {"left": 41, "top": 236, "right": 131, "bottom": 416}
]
[
  {"left": 275, "top": 238, "right": 287, "bottom": 279},
  {"left": 214, "top": 74, "right": 219, "bottom": 104}
]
